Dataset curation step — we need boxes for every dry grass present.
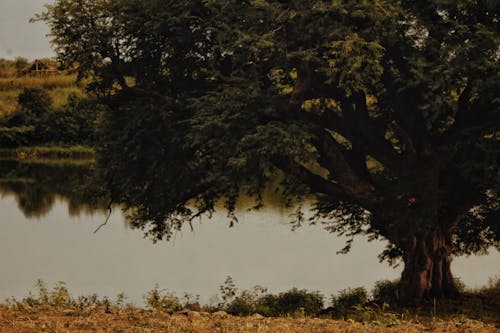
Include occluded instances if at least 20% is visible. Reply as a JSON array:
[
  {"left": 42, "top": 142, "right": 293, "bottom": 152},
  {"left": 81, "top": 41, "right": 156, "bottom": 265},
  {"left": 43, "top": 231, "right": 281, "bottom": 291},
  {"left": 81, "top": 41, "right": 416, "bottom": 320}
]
[
  {"left": 0, "top": 75, "right": 78, "bottom": 90},
  {"left": 0, "top": 74, "right": 83, "bottom": 117},
  {"left": 0, "top": 306, "right": 498, "bottom": 333},
  {"left": 0, "top": 89, "right": 22, "bottom": 115}
]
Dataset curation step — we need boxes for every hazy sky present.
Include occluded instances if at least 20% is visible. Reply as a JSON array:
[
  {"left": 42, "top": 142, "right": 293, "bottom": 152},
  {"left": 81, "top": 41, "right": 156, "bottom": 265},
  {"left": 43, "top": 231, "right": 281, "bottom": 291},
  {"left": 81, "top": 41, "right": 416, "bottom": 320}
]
[{"left": 0, "top": 0, "right": 55, "bottom": 60}]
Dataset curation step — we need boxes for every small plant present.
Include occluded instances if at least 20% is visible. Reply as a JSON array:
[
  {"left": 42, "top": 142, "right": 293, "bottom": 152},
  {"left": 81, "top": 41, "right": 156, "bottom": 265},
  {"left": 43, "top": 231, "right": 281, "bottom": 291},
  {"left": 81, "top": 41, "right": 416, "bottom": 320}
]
[
  {"left": 219, "top": 276, "right": 237, "bottom": 306},
  {"left": 115, "top": 292, "right": 127, "bottom": 308},
  {"left": 35, "top": 279, "right": 50, "bottom": 305},
  {"left": 48, "top": 281, "right": 71, "bottom": 307},
  {"left": 144, "top": 284, "right": 181, "bottom": 313},
  {"left": 76, "top": 294, "right": 100, "bottom": 309}
]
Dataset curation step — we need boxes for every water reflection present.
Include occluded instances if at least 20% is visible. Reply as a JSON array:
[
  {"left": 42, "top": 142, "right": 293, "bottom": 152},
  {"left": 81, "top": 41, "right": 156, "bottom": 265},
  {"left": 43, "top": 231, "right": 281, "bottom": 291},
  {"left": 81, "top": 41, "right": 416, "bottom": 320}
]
[
  {"left": 0, "top": 160, "right": 108, "bottom": 218},
  {"left": 0, "top": 160, "right": 498, "bottom": 306}
]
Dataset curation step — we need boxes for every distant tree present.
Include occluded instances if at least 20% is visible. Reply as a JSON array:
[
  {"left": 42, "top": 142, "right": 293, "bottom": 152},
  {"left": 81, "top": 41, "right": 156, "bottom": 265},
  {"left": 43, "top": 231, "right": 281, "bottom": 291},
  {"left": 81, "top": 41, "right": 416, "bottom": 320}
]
[{"left": 38, "top": 0, "right": 499, "bottom": 304}]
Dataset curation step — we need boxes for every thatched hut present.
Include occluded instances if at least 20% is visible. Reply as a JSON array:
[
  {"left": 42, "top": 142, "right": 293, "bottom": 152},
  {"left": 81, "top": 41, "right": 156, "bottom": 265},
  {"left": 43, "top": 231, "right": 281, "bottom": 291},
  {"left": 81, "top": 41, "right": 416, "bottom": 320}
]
[{"left": 19, "top": 59, "right": 59, "bottom": 76}]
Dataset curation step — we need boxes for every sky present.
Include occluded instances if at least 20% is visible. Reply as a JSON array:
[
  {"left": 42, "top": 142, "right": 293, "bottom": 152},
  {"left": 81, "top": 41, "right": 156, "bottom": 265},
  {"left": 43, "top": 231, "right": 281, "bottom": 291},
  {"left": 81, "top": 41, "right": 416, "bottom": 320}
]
[{"left": 0, "top": 0, "right": 55, "bottom": 60}]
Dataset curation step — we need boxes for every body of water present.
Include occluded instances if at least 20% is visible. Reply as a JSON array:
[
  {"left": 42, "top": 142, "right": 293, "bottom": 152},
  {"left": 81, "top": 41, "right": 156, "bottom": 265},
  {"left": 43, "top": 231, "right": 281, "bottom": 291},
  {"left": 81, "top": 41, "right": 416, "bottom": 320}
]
[{"left": 0, "top": 161, "right": 498, "bottom": 306}]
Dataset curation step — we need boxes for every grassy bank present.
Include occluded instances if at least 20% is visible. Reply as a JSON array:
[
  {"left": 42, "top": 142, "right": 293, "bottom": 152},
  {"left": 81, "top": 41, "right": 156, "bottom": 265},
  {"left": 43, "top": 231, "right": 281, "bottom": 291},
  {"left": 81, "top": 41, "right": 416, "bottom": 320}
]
[
  {"left": 0, "top": 146, "right": 95, "bottom": 160},
  {"left": 2, "top": 279, "right": 499, "bottom": 332}
]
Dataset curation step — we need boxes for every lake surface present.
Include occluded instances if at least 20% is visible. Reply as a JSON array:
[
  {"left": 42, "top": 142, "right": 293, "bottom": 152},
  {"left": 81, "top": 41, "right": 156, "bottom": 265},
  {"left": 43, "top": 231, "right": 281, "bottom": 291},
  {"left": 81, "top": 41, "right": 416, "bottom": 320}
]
[{"left": 1, "top": 160, "right": 498, "bottom": 306}]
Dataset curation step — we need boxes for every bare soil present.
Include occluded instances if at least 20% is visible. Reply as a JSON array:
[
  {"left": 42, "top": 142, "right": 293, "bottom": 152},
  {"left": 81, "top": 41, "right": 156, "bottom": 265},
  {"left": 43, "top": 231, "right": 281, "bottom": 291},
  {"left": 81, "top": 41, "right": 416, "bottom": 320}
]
[{"left": 1, "top": 306, "right": 498, "bottom": 333}]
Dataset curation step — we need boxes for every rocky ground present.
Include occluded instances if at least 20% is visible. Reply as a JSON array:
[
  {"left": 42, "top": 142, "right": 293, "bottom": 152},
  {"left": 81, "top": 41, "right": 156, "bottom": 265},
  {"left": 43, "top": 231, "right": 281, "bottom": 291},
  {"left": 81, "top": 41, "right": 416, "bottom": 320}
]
[{"left": 1, "top": 306, "right": 498, "bottom": 333}]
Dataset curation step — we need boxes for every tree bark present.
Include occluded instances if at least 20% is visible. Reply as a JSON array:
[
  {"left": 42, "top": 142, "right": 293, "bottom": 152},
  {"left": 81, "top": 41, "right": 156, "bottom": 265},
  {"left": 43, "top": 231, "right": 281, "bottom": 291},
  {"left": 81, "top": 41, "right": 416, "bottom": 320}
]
[{"left": 398, "top": 229, "right": 459, "bottom": 305}]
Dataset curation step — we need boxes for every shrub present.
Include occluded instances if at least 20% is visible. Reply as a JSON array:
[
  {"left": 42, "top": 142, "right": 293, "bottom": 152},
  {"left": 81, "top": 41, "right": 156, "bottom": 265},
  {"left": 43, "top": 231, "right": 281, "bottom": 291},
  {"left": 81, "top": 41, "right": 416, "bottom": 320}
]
[
  {"left": 331, "top": 287, "right": 368, "bottom": 310},
  {"left": 260, "top": 288, "right": 324, "bottom": 317},
  {"left": 17, "top": 87, "right": 52, "bottom": 117},
  {"left": 216, "top": 277, "right": 324, "bottom": 317},
  {"left": 226, "top": 286, "right": 268, "bottom": 316},
  {"left": 372, "top": 279, "right": 399, "bottom": 305},
  {"left": 31, "top": 94, "right": 103, "bottom": 145},
  {"left": 144, "top": 285, "right": 181, "bottom": 313}
]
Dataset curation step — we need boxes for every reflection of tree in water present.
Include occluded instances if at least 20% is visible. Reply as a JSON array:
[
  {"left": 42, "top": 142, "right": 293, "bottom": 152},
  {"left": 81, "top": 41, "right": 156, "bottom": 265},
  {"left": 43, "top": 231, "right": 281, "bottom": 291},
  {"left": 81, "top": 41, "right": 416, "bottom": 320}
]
[{"left": 0, "top": 160, "right": 109, "bottom": 218}]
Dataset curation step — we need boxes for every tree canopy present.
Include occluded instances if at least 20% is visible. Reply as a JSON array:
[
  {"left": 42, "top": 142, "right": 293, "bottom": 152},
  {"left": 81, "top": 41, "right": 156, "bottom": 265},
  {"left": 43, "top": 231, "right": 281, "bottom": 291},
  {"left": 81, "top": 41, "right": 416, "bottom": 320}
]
[{"left": 38, "top": 0, "right": 499, "bottom": 304}]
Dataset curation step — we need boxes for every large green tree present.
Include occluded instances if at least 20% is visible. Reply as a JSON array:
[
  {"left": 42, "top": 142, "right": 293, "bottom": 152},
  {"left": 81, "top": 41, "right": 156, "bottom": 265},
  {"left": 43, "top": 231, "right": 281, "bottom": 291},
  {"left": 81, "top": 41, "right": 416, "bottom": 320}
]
[{"left": 38, "top": 0, "right": 499, "bottom": 304}]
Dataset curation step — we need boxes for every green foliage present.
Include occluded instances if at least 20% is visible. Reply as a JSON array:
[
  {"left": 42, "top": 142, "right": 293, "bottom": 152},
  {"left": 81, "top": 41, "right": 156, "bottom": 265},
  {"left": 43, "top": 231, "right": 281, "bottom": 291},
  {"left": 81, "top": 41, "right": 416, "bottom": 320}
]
[
  {"left": 39, "top": 0, "right": 500, "bottom": 303},
  {"left": 143, "top": 285, "right": 181, "bottom": 313},
  {"left": 260, "top": 288, "right": 324, "bottom": 317},
  {"left": 4, "top": 277, "right": 500, "bottom": 323},
  {"left": 34, "top": 94, "right": 103, "bottom": 145},
  {"left": 226, "top": 287, "right": 268, "bottom": 316},
  {"left": 1, "top": 89, "right": 102, "bottom": 147},
  {"left": 17, "top": 87, "right": 52, "bottom": 118},
  {"left": 331, "top": 287, "right": 369, "bottom": 310},
  {"left": 372, "top": 280, "right": 399, "bottom": 305},
  {"left": 214, "top": 277, "right": 323, "bottom": 317}
]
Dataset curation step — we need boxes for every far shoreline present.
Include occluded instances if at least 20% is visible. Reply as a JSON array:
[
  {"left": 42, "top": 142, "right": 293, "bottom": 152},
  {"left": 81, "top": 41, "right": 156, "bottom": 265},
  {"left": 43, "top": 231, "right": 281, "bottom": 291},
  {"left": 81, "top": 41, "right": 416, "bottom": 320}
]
[{"left": 0, "top": 145, "right": 95, "bottom": 161}]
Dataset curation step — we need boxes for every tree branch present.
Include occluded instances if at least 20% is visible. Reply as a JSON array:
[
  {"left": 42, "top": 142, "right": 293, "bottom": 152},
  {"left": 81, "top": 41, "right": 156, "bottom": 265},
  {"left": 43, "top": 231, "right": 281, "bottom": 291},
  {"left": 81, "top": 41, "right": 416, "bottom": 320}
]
[
  {"left": 271, "top": 156, "right": 347, "bottom": 199},
  {"left": 313, "top": 130, "right": 384, "bottom": 206}
]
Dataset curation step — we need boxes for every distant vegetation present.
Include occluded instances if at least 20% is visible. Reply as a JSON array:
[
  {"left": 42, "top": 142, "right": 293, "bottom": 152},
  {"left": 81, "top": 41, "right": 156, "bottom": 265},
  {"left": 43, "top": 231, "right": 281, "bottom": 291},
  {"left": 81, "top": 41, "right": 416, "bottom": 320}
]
[{"left": 0, "top": 58, "right": 100, "bottom": 151}]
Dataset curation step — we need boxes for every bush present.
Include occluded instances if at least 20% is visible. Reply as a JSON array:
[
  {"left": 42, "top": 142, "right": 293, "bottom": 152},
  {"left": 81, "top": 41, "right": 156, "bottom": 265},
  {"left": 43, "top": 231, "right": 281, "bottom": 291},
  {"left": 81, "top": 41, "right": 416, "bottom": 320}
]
[
  {"left": 260, "top": 288, "right": 324, "bottom": 317},
  {"left": 17, "top": 87, "right": 52, "bottom": 117},
  {"left": 331, "top": 287, "right": 368, "bottom": 310},
  {"left": 144, "top": 285, "right": 181, "bottom": 313},
  {"left": 14, "top": 93, "right": 104, "bottom": 145},
  {"left": 372, "top": 279, "right": 399, "bottom": 305}
]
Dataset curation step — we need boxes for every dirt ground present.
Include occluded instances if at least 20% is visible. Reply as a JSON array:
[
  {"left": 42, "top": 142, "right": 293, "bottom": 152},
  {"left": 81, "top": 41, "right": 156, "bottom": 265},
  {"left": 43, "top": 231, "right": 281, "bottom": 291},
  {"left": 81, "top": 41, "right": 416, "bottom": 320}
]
[{"left": 1, "top": 306, "right": 499, "bottom": 333}]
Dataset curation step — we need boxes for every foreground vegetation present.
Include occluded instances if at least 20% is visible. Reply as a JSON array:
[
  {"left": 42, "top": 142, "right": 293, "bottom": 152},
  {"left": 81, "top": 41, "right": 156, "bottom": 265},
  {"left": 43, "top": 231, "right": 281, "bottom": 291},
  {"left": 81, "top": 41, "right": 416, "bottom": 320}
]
[{"left": 2, "top": 277, "right": 499, "bottom": 332}]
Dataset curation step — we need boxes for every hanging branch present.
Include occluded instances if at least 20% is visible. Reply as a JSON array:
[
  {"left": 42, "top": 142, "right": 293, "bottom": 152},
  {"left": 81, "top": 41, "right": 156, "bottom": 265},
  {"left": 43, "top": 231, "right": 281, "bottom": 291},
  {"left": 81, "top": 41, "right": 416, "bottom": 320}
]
[{"left": 93, "top": 199, "right": 113, "bottom": 234}]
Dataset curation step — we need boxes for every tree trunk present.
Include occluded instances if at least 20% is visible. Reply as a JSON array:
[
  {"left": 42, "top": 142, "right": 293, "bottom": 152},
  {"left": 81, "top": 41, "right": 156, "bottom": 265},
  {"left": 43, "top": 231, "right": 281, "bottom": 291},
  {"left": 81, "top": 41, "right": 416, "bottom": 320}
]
[{"left": 398, "top": 229, "right": 460, "bottom": 305}]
